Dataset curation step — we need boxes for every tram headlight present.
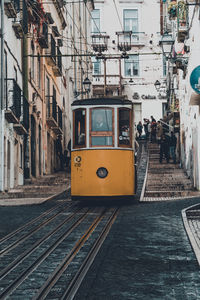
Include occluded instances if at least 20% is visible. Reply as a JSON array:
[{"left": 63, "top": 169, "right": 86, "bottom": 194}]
[{"left": 96, "top": 167, "right": 108, "bottom": 179}]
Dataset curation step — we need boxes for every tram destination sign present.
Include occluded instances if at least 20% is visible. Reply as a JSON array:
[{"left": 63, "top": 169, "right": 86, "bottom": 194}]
[{"left": 190, "top": 66, "right": 200, "bottom": 94}]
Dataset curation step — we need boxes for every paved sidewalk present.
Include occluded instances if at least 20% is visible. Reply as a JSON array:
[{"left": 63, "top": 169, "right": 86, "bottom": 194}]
[{"left": 0, "top": 171, "right": 70, "bottom": 206}]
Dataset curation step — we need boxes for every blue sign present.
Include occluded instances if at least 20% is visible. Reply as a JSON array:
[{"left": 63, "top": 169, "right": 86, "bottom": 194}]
[{"left": 190, "top": 66, "right": 200, "bottom": 94}]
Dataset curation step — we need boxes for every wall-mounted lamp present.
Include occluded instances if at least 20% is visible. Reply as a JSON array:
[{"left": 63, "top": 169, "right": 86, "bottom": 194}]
[
  {"left": 159, "top": 32, "right": 175, "bottom": 59},
  {"left": 154, "top": 80, "right": 161, "bottom": 91}
]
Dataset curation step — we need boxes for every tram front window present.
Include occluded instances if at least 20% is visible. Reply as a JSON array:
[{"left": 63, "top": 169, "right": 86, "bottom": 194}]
[
  {"left": 118, "top": 108, "right": 131, "bottom": 147},
  {"left": 91, "top": 108, "right": 113, "bottom": 146},
  {"left": 74, "top": 109, "right": 86, "bottom": 147}
]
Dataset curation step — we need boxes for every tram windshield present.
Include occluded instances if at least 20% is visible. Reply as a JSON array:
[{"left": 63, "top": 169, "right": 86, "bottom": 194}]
[
  {"left": 118, "top": 108, "right": 131, "bottom": 147},
  {"left": 91, "top": 108, "right": 113, "bottom": 146},
  {"left": 74, "top": 109, "right": 86, "bottom": 147}
]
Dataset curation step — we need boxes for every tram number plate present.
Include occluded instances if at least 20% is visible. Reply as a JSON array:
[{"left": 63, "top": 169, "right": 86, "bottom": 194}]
[
  {"left": 74, "top": 162, "right": 81, "bottom": 167},
  {"left": 74, "top": 156, "right": 82, "bottom": 167}
]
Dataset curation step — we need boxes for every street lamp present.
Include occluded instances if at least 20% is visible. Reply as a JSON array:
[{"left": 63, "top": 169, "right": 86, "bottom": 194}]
[
  {"left": 154, "top": 80, "right": 161, "bottom": 91},
  {"left": 82, "top": 77, "right": 91, "bottom": 93},
  {"left": 160, "top": 32, "right": 175, "bottom": 59}
]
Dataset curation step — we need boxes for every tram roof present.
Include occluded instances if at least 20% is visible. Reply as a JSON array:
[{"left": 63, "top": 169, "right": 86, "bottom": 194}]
[{"left": 71, "top": 97, "right": 133, "bottom": 106}]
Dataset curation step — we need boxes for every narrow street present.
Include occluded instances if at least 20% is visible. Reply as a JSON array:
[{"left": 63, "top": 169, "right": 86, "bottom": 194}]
[{"left": 0, "top": 142, "right": 200, "bottom": 299}]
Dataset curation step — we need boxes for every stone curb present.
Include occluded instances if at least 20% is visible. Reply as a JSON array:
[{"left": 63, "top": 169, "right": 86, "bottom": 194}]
[
  {"left": 139, "top": 151, "right": 149, "bottom": 202},
  {"left": 182, "top": 203, "right": 200, "bottom": 266}
]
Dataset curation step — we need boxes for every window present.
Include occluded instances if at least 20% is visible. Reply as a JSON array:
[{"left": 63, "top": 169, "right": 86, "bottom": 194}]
[
  {"left": 124, "top": 55, "right": 139, "bottom": 77},
  {"left": 124, "top": 9, "right": 138, "bottom": 42},
  {"left": 118, "top": 108, "right": 131, "bottom": 147},
  {"left": 74, "top": 109, "right": 86, "bottom": 148},
  {"left": 91, "top": 9, "right": 100, "bottom": 33},
  {"left": 92, "top": 57, "right": 101, "bottom": 75},
  {"left": 90, "top": 108, "right": 113, "bottom": 146}
]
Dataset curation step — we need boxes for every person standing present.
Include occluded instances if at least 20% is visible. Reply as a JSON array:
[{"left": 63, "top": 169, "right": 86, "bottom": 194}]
[
  {"left": 143, "top": 118, "right": 149, "bottom": 140},
  {"left": 150, "top": 119, "right": 157, "bottom": 143},
  {"left": 156, "top": 121, "right": 163, "bottom": 143},
  {"left": 136, "top": 121, "right": 143, "bottom": 139},
  {"left": 159, "top": 134, "right": 170, "bottom": 163},
  {"left": 169, "top": 132, "right": 177, "bottom": 163},
  {"left": 56, "top": 135, "right": 64, "bottom": 171}
]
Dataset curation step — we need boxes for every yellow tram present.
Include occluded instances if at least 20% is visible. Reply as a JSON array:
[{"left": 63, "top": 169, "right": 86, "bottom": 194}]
[{"left": 70, "top": 97, "right": 137, "bottom": 199}]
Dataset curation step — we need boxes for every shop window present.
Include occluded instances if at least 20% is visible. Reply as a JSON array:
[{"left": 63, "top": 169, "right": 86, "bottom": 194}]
[
  {"left": 74, "top": 109, "right": 86, "bottom": 148},
  {"left": 90, "top": 108, "right": 113, "bottom": 146},
  {"left": 118, "top": 108, "right": 131, "bottom": 147}
]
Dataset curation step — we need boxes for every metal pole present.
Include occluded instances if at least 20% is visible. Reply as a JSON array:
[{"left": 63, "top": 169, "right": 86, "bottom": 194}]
[
  {"left": 0, "top": 0, "right": 5, "bottom": 191},
  {"left": 104, "top": 58, "right": 107, "bottom": 96}
]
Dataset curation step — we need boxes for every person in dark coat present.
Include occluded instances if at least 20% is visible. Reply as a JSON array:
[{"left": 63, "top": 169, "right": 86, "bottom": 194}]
[
  {"left": 56, "top": 135, "right": 64, "bottom": 170},
  {"left": 169, "top": 132, "right": 177, "bottom": 163},
  {"left": 136, "top": 121, "right": 143, "bottom": 139},
  {"left": 159, "top": 134, "right": 170, "bottom": 163}
]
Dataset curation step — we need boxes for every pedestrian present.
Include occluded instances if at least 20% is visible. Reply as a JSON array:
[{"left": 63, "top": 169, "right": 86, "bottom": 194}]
[
  {"left": 150, "top": 119, "right": 157, "bottom": 143},
  {"left": 156, "top": 120, "right": 163, "bottom": 143},
  {"left": 143, "top": 118, "right": 149, "bottom": 140},
  {"left": 56, "top": 135, "right": 64, "bottom": 171},
  {"left": 136, "top": 121, "right": 143, "bottom": 139},
  {"left": 169, "top": 132, "right": 177, "bottom": 163},
  {"left": 159, "top": 134, "right": 170, "bottom": 163}
]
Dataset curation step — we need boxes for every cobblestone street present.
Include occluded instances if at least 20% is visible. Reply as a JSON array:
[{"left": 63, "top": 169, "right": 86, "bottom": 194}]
[{"left": 0, "top": 142, "right": 200, "bottom": 299}]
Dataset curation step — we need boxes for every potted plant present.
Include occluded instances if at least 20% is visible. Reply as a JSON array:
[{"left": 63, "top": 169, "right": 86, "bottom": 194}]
[{"left": 168, "top": 1, "right": 177, "bottom": 19}]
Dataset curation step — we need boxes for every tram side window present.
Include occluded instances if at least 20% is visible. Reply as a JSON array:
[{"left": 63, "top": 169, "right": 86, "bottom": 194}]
[
  {"left": 74, "top": 109, "right": 86, "bottom": 147},
  {"left": 91, "top": 108, "right": 113, "bottom": 146},
  {"left": 118, "top": 108, "right": 131, "bottom": 147}
]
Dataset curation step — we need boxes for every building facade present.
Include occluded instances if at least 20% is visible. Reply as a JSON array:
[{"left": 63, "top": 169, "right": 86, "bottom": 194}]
[
  {"left": 0, "top": 0, "right": 93, "bottom": 191},
  {"left": 91, "top": 0, "right": 167, "bottom": 127},
  {"left": 160, "top": 0, "right": 200, "bottom": 190}
]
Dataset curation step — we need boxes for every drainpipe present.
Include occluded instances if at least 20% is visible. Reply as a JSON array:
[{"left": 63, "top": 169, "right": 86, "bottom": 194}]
[
  {"left": 0, "top": 0, "right": 5, "bottom": 191},
  {"left": 22, "top": 0, "right": 30, "bottom": 179}
]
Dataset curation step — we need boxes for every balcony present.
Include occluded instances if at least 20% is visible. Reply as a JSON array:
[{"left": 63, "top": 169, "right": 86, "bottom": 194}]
[
  {"left": 91, "top": 33, "right": 110, "bottom": 53},
  {"left": 52, "top": 47, "right": 62, "bottom": 77},
  {"left": 5, "top": 79, "right": 21, "bottom": 123},
  {"left": 51, "top": 106, "right": 63, "bottom": 135},
  {"left": 38, "top": 22, "right": 49, "bottom": 49},
  {"left": 45, "top": 34, "right": 56, "bottom": 66},
  {"left": 14, "top": 96, "right": 29, "bottom": 135},
  {"left": 116, "top": 31, "right": 132, "bottom": 51},
  {"left": 177, "top": 1, "right": 189, "bottom": 42},
  {"left": 4, "top": 0, "right": 19, "bottom": 18},
  {"left": 46, "top": 96, "right": 58, "bottom": 128},
  {"left": 12, "top": 14, "right": 23, "bottom": 39}
]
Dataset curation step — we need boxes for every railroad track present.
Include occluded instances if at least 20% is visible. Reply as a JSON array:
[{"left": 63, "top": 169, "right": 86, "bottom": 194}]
[{"left": 0, "top": 201, "right": 119, "bottom": 299}]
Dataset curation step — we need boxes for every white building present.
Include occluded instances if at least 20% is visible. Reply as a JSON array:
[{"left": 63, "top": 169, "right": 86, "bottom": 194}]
[{"left": 91, "top": 0, "right": 167, "bottom": 127}]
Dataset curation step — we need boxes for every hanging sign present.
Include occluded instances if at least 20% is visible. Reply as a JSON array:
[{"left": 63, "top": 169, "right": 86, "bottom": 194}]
[{"left": 190, "top": 66, "right": 200, "bottom": 94}]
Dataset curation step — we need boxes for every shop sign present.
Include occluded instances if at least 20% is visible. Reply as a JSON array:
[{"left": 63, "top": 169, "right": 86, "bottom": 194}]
[{"left": 190, "top": 66, "right": 200, "bottom": 94}]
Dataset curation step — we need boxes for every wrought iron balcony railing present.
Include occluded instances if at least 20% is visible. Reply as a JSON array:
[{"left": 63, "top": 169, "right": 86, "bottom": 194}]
[
  {"left": 52, "top": 47, "right": 62, "bottom": 77},
  {"left": 38, "top": 22, "right": 49, "bottom": 49},
  {"left": 5, "top": 78, "right": 22, "bottom": 123},
  {"left": 45, "top": 34, "right": 56, "bottom": 66},
  {"left": 4, "top": 0, "right": 20, "bottom": 18}
]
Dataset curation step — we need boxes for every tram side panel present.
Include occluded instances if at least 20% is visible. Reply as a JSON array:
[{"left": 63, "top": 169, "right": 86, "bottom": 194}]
[{"left": 71, "top": 149, "right": 135, "bottom": 197}]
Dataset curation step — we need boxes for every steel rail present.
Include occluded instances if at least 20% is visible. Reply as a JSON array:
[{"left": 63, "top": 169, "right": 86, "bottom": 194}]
[
  {"left": 0, "top": 208, "right": 92, "bottom": 300},
  {"left": 62, "top": 207, "right": 119, "bottom": 300},
  {"left": 32, "top": 208, "right": 109, "bottom": 300},
  {"left": 0, "top": 201, "right": 71, "bottom": 244},
  {"left": 0, "top": 207, "right": 85, "bottom": 280},
  {"left": 0, "top": 203, "right": 75, "bottom": 256}
]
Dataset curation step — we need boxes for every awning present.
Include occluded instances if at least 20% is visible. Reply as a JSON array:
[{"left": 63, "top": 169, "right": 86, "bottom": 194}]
[{"left": 189, "top": 92, "right": 200, "bottom": 106}]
